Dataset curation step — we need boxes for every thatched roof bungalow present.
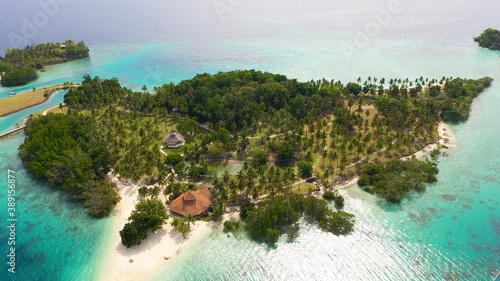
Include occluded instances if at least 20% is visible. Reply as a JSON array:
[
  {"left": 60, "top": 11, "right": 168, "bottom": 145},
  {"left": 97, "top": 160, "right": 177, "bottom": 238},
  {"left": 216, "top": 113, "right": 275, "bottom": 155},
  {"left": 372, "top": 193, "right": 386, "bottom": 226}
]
[
  {"left": 163, "top": 132, "right": 185, "bottom": 148},
  {"left": 170, "top": 187, "right": 212, "bottom": 217}
]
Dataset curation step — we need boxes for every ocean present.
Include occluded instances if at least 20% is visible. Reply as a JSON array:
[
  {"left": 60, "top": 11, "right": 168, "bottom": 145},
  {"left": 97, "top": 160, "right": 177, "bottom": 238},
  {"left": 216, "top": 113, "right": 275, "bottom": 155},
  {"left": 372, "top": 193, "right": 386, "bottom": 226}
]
[{"left": 0, "top": 0, "right": 499, "bottom": 280}]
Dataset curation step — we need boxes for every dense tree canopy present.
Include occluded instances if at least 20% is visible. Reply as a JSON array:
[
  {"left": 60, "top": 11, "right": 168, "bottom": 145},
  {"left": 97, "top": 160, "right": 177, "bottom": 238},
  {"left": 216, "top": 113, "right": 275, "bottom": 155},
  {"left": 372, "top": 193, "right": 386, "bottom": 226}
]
[
  {"left": 1, "top": 67, "right": 38, "bottom": 86},
  {"left": 120, "top": 199, "right": 169, "bottom": 247},
  {"left": 2, "top": 40, "right": 89, "bottom": 68},
  {"left": 19, "top": 113, "right": 120, "bottom": 217},
  {"left": 64, "top": 75, "right": 126, "bottom": 108},
  {"left": 474, "top": 28, "right": 500, "bottom": 50},
  {"left": 373, "top": 77, "right": 493, "bottom": 124},
  {"left": 105, "top": 70, "right": 342, "bottom": 131},
  {"left": 358, "top": 158, "right": 439, "bottom": 203},
  {"left": 245, "top": 194, "right": 354, "bottom": 244},
  {"left": 0, "top": 40, "right": 89, "bottom": 86}
]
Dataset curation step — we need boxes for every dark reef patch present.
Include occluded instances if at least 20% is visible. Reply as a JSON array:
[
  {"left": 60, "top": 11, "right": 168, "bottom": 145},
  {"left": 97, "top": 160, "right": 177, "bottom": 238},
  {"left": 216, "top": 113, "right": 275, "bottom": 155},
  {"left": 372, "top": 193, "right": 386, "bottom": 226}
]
[
  {"left": 467, "top": 242, "right": 482, "bottom": 252},
  {"left": 442, "top": 194, "right": 456, "bottom": 201},
  {"left": 66, "top": 226, "right": 80, "bottom": 232},
  {"left": 409, "top": 212, "right": 431, "bottom": 222},
  {"left": 45, "top": 225, "right": 55, "bottom": 234},
  {"left": 25, "top": 222, "right": 38, "bottom": 232},
  {"left": 489, "top": 215, "right": 500, "bottom": 237}
]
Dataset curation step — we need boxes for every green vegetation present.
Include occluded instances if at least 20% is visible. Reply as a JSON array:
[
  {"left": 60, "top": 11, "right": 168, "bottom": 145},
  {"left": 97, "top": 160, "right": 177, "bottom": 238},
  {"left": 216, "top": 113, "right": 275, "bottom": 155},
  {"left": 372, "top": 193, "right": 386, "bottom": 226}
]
[
  {"left": 120, "top": 199, "right": 169, "bottom": 247},
  {"left": 239, "top": 200, "right": 256, "bottom": 220},
  {"left": 0, "top": 40, "right": 89, "bottom": 86},
  {"left": 170, "top": 216, "right": 192, "bottom": 238},
  {"left": 474, "top": 28, "right": 500, "bottom": 51},
  {"left": 19, "top": 71, "right": 494, "bottom": 249},
  {"left": 374, "top": 77, "right": 492, "bottom": 124},
  {"left": 358, "top": 158, "right": 439, "bottom": 203},
  {"left": 65, "top": 70, "right": 342, "bottom": 133},
  {"left": 223, "top": 220, "right": 242, "bottom": 236},
  {"left": 322, "top": 190, "right": 344, "bottom": 209},
  {"left": 298, "top": 161, "right": 313, "bottom": 178},
  {"left": 19, "top": 114, "right": 120, "bottom": 217},
  {"left": 1, "top": 67, "right": 38, "bottom": 86},
  {"left": 64, "top": 75, "right": 128, "bottom": 108},
  {"left": 439, "top": 77, "right": 493, "bottom": 122},
  {"left": 245, "top": 194, "right": 354, "bottom": 244}
]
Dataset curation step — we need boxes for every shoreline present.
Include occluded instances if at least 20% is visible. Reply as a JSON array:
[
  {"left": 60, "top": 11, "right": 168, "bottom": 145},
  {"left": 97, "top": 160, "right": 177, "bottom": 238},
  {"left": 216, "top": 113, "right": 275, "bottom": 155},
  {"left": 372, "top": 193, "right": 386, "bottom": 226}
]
[
  {"left": 101, "top": 174, "right": 235, "bottom": 281},
  {"left": 401, "top": 121, "right": 454, "bottom": 161},
  {"left": 101, "top": 121, "right": 454, "bottom": 280},
  {"left": 0, "top": 85, "right": 77, "bottom": 117},
  {"left": 329, "top": 121, "right": 455, "bottom": 192}
]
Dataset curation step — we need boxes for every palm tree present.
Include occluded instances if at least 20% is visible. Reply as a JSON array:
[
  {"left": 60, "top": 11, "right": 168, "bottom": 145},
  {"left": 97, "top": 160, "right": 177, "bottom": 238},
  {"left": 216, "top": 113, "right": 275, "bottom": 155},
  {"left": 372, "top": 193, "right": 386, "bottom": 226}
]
[
  {"left": 178, "top": 221, "right": 191, "bottom": 239},
  {"left": 186, "top": 213, "right": 196, "bottom": 226}
]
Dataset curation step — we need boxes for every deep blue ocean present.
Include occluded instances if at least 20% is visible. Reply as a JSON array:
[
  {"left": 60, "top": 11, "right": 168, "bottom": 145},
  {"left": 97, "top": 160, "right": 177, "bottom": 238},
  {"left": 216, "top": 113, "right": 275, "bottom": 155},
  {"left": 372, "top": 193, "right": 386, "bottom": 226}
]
[{"left": 0, "top": 0, "right": 499, "bottom": 280}]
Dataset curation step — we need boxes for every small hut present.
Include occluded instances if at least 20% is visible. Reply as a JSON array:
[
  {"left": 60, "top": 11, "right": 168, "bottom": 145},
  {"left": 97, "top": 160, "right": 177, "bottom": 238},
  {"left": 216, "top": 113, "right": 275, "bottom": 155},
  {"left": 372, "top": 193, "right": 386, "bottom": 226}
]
[{"left": 163, "top": 132, "right": 185, "bottom": 148}]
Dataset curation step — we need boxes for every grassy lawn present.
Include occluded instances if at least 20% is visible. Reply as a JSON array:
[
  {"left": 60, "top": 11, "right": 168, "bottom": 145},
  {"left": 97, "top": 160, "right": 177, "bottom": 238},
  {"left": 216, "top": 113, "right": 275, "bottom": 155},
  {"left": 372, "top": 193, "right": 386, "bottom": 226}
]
[
  {"left": 44, "top": 106, "right": 69, "bottom": 115},
  {"left": 0, "top": 84, "right": 77, "bottom": 116},
  {"left": 33, "top": 104, "right": 69, "bottom": 117},
  {"left": 161, "top": 141, "right": 194, "bottom": 156},
  {"left": 289, "top": 181, "right": 315, "bottom": 195}
]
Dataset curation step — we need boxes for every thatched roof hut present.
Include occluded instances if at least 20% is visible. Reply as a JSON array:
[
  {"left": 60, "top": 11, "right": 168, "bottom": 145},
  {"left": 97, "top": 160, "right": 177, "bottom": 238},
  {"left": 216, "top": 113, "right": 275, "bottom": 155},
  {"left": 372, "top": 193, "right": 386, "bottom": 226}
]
[
  {"left": 163, "top": 132, "right": 185, "bottom": 148},
  {"left": 170, "top": 187, "right": 212, "bottom": 217}
]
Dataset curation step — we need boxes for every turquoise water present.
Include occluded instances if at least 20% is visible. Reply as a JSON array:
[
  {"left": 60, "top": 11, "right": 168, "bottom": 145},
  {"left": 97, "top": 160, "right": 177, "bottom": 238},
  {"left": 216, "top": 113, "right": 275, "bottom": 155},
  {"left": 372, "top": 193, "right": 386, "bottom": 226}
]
[
  {"left": 0, "top": 134, "right": 114, "bottom": 281},
  {"left": 0, "top": 42, "right": 291, "bottom": 97},
  {"left": 0, "top": 90, "right": 68, "bottom": 134},
  {"left": 0, "top": 0, "right": 499, "bottom": 280}
]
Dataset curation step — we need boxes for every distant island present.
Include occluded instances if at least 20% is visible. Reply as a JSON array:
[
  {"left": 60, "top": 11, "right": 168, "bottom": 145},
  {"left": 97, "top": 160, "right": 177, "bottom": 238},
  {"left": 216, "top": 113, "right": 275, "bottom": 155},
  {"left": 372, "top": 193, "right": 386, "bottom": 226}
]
[
  {"left": 474, "top": 28, "right": 500, "bottom": 51},
  {"left": 19, "top": 71, "right": 493, "bottom": 248},
  {"left": 0, "top": 40, "right": 89, "bottom": 87}
]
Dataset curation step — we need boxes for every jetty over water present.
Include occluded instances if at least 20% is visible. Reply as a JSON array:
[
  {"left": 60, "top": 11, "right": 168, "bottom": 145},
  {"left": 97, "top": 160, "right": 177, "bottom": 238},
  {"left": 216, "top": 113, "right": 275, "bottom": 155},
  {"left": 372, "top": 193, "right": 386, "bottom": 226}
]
[{"left": 0, "top": 126, "right": 26, "bottom": 139}]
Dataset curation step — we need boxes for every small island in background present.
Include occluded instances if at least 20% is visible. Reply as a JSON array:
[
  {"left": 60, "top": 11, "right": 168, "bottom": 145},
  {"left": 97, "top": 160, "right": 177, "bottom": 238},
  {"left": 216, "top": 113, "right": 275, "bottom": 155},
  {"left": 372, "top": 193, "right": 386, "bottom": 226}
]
[
  {"left": 0, "top": 40, "right": 89, "bottom": 87},
  {"left": 474, "top": 28, "right": 500, "bottom": 50}
]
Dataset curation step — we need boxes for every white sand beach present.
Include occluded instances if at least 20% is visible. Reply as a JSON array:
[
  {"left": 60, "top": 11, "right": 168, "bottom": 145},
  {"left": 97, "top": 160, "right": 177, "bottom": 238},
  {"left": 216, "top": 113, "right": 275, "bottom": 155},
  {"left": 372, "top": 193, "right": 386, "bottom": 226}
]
[
  {"left": 101, "top": 174, "right": 233, "bottom": 281},
  {"left": 330, "top": 121, "right": 454, "bottom": 192},
  {"left": 102, "top": 121, "right": 454, "bottom": 280},
  {"left": 402, "top": 121, "right": 455, "bottom": 160}
]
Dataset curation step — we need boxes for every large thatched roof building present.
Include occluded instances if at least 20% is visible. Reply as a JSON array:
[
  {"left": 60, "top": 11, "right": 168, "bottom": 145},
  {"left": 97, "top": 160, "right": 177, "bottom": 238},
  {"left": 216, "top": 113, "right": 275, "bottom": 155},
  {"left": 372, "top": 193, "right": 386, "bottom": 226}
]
[
  {"left": 170, "top": 187, "right": 212, "bottom": 217},
  {"left": 163, "top": 132, "right": 185, "bottom": 148}
]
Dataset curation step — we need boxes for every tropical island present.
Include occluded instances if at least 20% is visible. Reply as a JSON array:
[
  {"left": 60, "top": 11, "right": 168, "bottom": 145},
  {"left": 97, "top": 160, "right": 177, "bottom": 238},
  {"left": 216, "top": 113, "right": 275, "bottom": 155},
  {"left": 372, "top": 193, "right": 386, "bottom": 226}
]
[
  {"left": 18, "top": 70, "right": 493, "bottom": 279},
  {"left": 0, "top": 40, "right": 89, "bottom": 86},
  {"left": 474, "top": 28, "right": 500, "bottom": 51}
]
